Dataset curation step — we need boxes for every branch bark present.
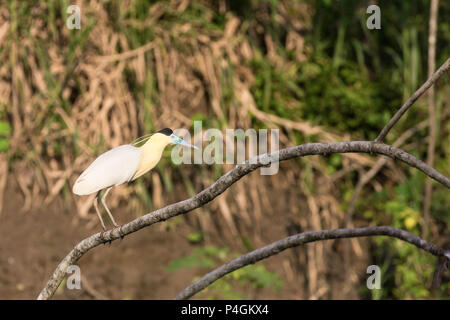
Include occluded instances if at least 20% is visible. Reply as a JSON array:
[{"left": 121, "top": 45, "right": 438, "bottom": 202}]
[
  {"left": 37, "top": 141, "right": 450, "bottom": 299},
  {"left": 174, "top": 226, "right": 450, "bottom": 300},
  {"left": 374, "top": 57, "right": 450, "bottom": 143}
]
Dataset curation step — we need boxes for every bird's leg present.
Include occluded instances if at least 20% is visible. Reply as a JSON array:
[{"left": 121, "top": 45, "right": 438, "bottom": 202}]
[
  {"left": 94, "top": 192, "right": 110, "bottom": 245},
  {"left": 94, "top": 193, "right": 107, "bottom": 231},
  {"left": 100, "top": 187, "right": 120, "bottom": 228}
]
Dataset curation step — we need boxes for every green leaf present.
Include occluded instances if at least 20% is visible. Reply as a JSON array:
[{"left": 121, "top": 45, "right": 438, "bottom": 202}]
[
  {"left": 0, "top": 121, "right": 11, "bottom": 136},
  {"left": 0, "top": 139, "right": 9, "bottom": 152},
  {"left": 188, "top": 231, "right": 203, "bottom": 243}
]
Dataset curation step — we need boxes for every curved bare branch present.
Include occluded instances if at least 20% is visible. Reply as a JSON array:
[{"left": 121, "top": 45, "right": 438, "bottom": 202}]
[
  {"left": 375, "top": 57, "right": 450, "bottom": 143},
  {"left": 37, "top": 141, "right": 450, "bottom": 299},
  {"left": 175, "top": 226, "right": 450, "bottom": 300}
]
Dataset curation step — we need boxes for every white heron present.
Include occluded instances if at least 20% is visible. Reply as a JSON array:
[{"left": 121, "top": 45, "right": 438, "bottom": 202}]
[{"left": 72, "top": 128, "right": 197, "bottom": 230}]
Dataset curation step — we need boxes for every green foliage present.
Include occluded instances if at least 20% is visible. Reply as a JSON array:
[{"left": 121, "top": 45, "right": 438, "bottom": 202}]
[
  {"left": 0, "top": 121, "right": 11, "bottom": 153},
  {"left": 232, "top": 264, "right": 283, "bottom": 290},
  {"left": 385, "top": 172, "right": 424, "bottom": 232},
  {"left": 187, "top": 231, "right": 204, "bottom": 244},
  {"left": 247, "top": 0, "right": 450, "bottom": 142},
  {"left": 167, "top": 245, "right": 283, "bottom": 299},
  {"left": 167, "top": 246, "right": 223, "bottom": 271},
  {"left": 327, "top": 154, "right": 342, "bottom": 174},
  {"left": 363, "top": 172, "right": 444, "bottom": 299},
  {"left": 431, "top": 188, "right": 450, "bottom": 227}
]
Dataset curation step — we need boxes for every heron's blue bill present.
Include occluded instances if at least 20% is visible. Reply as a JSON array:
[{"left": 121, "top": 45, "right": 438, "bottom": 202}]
[{"left": 170, "top": 133, "right": 199, "bottom": 149}]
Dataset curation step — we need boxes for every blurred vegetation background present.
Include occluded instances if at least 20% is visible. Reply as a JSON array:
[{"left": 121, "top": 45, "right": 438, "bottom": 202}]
[{"left": 0, "top": 0, "right": 449, "bottom": 299}]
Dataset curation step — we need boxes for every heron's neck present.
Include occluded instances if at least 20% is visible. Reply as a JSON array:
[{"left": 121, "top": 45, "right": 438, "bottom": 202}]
[{"left": 132, "top": 137, "right": 169, "bottom": 180}]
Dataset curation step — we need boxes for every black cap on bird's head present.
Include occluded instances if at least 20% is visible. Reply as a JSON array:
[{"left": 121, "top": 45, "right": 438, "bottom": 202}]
[
  {"left": 157, "top": 127, "right": 198, "bottom": 149},
  {"left": 158, "top": 128, "right": 173, "bottom": 136}
]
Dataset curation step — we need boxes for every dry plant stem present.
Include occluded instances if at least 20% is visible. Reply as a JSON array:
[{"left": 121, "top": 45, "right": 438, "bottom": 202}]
[
  {"left": 423, "top": 0, "right": 439, "bottom": 238},
  {"left": 375, "top": 57, "right": 450, "bottom": 143},
  {"left": 175, "top": 226, "right": 450, "bottom": 300},
  {"left": 37, "top": 141, "right": 450, "bottom": 300},
  {"left": 80, "top": 274, "right": 109, "bottom": 300}
]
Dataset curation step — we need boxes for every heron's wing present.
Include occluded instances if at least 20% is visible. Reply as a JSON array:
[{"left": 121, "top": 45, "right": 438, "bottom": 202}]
[
  {"left": 131, "top": 133, "right": 154, "bottom": 147},
  {"left": 73, "top": 145, "right": 141, "bottom": 195}
]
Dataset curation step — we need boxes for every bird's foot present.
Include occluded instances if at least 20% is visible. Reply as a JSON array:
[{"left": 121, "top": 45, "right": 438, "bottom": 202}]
[
  {"left": 100, "top": 229, "right": 113, "bottom": 246},
  {"left": 118, "top": 225, "right": 126, "bottom": 240}
]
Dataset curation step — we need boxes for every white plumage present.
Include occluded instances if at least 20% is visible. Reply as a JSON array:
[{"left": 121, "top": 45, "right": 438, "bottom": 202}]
[
  {"left": 72, "top": 129, "right": 197, "bottom": 231},
  {"left": 72, "top": 144, "right": 141, "bottom": 196}
]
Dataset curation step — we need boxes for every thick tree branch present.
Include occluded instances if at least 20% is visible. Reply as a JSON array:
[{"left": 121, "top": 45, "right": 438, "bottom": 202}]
[
  {"left": 375, "top": 57, "right": 450, "bottom": 143},
  {"left": 37, "top": 141, "right": 450, "bottom": 300},
  {"left": 175, "top": 226, "right": 450, "bottom": 300}
]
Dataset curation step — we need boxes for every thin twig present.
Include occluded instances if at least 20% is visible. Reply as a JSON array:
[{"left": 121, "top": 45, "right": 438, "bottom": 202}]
[
  {"left": 80, "top": 274, "right": 109, "bottom": 300},
  {"left": 36, "top": 141, "right": 450, "bottom": 300},
  {"left": 432, "top": 257, "right": 449, "bottom": 289},
  {"left": 174, "top": 226, "right": 450, "bottom": 300},
  {"left": 375, "top": 57, "right": 450, "bottom": 143}
]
